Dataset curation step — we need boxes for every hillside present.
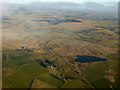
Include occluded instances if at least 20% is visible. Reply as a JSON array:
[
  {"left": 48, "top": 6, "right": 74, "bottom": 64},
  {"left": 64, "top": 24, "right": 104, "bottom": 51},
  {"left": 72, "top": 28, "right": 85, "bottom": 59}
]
[{"left": 2, "top": 2, "right": 119, "bottom": 88}]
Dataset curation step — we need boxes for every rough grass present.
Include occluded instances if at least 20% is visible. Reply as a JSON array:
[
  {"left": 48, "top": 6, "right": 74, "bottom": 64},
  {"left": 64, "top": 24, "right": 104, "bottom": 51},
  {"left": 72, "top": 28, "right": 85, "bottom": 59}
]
[
  {"left": 85, "top": 62, "right": 108, "bottom": 82},
  {"left": 107, "top": 53, "right": 118, "bottom": 72},
  {"left": 107, "top": 53, "right": 118, "bottom": 61}
]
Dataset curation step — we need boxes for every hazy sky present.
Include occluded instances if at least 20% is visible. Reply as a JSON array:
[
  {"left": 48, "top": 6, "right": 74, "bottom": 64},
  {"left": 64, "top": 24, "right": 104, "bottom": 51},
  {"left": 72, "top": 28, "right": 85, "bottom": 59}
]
[{"left": 2, "top": 0, "right": 119, "bottom": 4}]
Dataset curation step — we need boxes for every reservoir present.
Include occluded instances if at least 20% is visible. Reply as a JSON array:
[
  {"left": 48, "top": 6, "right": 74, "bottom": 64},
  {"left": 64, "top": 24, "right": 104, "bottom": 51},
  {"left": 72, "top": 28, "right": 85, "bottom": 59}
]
[{"left": 75, "top": 55, "right": 107, "bottom": 63}]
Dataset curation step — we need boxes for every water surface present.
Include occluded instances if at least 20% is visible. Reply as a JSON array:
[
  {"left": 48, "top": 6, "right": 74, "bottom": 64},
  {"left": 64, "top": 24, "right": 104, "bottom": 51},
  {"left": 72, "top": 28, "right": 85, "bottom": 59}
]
[{"left": 75, "top": 55, "right": 107, "bottom": 63}]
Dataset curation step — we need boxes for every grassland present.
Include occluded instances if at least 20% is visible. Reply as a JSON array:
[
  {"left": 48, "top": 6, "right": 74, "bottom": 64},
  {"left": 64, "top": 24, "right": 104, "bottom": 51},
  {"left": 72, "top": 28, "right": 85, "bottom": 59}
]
[
  {"left": 2, "top": 2, "right": 118, "bottom": 88},
  {"left": 4, "top": 63, "right": 64, "bottom": 88},
  {"left": 63, "top": 80, "right": 87, "bottom": 88},
  {"left": 85, "top": 62, "right": 108, "bottom": 82}
]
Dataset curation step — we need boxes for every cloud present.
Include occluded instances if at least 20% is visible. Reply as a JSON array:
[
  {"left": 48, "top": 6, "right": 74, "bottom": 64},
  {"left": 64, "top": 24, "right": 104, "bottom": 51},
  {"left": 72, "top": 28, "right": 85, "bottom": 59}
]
[{"left": 2, "top": 0, "right": 119, "bottom": 4}]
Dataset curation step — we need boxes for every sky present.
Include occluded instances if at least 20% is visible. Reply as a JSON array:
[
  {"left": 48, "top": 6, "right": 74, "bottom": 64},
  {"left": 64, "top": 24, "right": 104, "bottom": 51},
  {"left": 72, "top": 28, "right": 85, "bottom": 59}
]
[{"left": 2, "top": 0, "right": 120, "bottom": 4}]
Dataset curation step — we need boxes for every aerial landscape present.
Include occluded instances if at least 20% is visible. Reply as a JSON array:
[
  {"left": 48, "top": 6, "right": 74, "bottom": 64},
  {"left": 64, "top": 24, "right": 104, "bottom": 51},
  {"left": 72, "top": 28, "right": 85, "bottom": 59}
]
[{"left": 2, "top": 1, "right": 119, "bottom": 88}]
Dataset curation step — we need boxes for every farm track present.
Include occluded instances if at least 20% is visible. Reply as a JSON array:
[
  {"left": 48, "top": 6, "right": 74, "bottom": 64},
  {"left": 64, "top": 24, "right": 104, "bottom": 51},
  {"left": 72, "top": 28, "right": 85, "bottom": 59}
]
[
  {"left": 15, "top": 64, "right": 24, "bottom": 73},
  {"left": 13, "top": 63, "right": 30, "bottom": 75},
  {"left": 5, "top": 54, "right": 9, "bottom": 65},
  {"left": 104, "top": 61, "right": 114, "bottom": 89},
  {"left": 4, "top": 54, "right": 10, "bottom": 77},
  {"left": 81, "top": 70, "right": 94, "bottom": 89},
  {"left": 58, "top": 72, "right": 67, "bottom": 88}
]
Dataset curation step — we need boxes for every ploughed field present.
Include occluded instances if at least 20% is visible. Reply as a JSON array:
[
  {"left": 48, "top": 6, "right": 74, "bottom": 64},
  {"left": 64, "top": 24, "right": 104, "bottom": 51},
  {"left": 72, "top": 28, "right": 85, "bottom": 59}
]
[{"left": 2, "top": 2, "right": 119, "bottom": 88}]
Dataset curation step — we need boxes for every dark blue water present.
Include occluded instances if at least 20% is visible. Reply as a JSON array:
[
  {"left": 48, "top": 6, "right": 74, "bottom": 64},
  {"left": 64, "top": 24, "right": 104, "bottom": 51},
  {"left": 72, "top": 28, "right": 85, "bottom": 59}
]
[{"left": 75, "top": 55, "right": 107, "bottom": 63}]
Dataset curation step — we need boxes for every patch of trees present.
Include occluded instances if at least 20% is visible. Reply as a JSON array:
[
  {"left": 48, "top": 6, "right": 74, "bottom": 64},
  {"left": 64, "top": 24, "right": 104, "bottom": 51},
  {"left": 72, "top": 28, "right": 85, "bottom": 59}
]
[
  {"left": 35, "top": 59, "right": 56, "bottom": 68},
  {"left": 19, "top": 62, "right": 25, "bottom": 65},
  {"left": 45, "top": 59, "right": 56, "bottom": 67},
  {"left": 50, "top": 74, "right": 64, "bottom": 82},
  {"left": 64, "top": 76, "right": 78, "bottom": 80},
  {"left": 16, "top": 47, "right": 33, "bottom": 52},
  {"left": 24, "top": 49, "right": 33, "bottom": 52},
  {"left": 35, "top": 59, "right": 46, "bottom": 67},
  {"left": 16, "top": 49, "right": 22, "bottom": 51}
]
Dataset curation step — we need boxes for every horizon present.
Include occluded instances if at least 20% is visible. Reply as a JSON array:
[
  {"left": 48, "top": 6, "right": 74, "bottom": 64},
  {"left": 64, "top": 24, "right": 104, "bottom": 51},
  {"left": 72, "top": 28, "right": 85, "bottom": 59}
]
[{"left": 2, "top": 0, "right": 119, "bottom": 4}]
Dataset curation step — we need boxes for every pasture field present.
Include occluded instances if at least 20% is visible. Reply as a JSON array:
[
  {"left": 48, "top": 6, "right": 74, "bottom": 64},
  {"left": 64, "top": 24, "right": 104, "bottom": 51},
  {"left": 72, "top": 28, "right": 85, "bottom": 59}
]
[
  {"left": 63, "top": 80, "right": 87, "bottom": 88},
  {"left": 4, "top": 63, "right": 64, "bottom": 88}
]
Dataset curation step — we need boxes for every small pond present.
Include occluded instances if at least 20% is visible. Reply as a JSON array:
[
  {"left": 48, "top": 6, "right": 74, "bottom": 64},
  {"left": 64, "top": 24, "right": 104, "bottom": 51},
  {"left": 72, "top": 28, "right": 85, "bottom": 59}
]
[{"left": 75, "top": 55, "right": 107, "bottom": 63}]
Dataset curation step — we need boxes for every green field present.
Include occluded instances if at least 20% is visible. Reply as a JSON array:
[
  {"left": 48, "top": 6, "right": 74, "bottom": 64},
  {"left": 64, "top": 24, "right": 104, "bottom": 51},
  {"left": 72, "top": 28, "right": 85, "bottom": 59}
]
[
  {"left": 4, "top": 63, "right": 48, "bottom": 88},
  {"left": 4, "top": 63, "right": 64, "bottom": 88},
  {"left": 92, "top": 78, "right": 111, "bottom": 88},
  {"left": 63, "top": 80, "right": 87, "bottom": 88},
  {"left": 85, "top": 62, "right": 108, "bottom": 82}
]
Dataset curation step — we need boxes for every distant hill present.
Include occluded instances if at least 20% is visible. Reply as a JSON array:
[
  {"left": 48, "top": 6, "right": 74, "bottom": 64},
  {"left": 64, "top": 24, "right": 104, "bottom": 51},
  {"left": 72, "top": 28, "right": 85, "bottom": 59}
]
[{"left": 2, "top": 2, "right": 118, "bottom": 16}]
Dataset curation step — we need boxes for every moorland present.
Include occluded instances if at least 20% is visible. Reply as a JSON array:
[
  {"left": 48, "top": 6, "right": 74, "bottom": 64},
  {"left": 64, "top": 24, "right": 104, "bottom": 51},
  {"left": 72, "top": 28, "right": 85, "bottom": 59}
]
[{"left": 2, "top": 2, "right": 119, "bottom": 88}]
